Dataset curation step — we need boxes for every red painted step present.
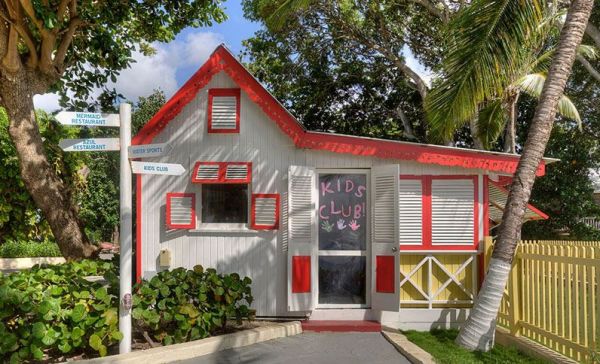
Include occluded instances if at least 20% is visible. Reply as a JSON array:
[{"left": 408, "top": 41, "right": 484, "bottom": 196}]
[{"left": 301, "top": 320, "right": 381, "bottom": 332}]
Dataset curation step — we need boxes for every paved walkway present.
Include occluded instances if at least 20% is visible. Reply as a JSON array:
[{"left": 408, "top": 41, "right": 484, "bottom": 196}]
[{"left": 178, "top": 332, "right": 411, "bottom": 364}]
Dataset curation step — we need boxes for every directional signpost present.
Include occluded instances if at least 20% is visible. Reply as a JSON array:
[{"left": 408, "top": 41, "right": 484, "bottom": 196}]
[
  {"left": 56, "top": 111, "right": 121, "bottom": 127},
  {"left": 59, "top": 138, "right": 120, "bottom": 152},
  {"left": 131, "top": 161, "right": 185, "bottom": 176},
  {"left": 56, "top": 106, "right": 185, "bottom": 355},
  {"left": 128, "top": 142, "right": 172, "bottom": 158}
]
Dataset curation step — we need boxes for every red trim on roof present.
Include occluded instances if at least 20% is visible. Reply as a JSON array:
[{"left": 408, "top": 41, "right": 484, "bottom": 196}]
[
  {"left": 133, "top": 45, "right": 546, "bottom": 177},
  {"left": 488, "top": 180, "right": 549, "bottom": 220}
]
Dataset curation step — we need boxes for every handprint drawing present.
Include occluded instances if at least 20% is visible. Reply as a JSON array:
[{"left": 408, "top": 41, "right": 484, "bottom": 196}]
[
  {"left": 348, "top": 220, "right": 360, "bottom": 231},
  {"left": 321, "top": 220, "right": 334, "bottom": 232},
  {"left": 337, "top": 219, "right": 347, "bottom": 230}
]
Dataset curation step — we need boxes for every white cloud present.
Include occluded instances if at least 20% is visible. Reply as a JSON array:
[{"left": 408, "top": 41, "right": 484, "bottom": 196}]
[
  {"left": 34, "top": 31, "right": 224, "bottom": 112},
  {"left": 109, "top": 31, "right": 224, "bottom": 101}
]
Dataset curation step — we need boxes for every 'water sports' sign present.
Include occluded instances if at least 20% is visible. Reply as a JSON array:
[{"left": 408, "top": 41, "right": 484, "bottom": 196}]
[
  {"left": 59, "top": 138, "right": 120, "bottom": 152},
  {"left": 56, "top": 111, "right": 120, "bottom": 127},
  {"left": 128, "top": 143, "right": 172, "bottom": 158},
  {"left": 318, "top": 174, "right": 367, "bottom": 250}
]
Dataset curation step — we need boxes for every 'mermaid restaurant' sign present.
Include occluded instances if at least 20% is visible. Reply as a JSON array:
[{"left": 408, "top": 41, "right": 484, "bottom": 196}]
[{"left": 56, "top": 111, "right": 121, "bottom": 127}]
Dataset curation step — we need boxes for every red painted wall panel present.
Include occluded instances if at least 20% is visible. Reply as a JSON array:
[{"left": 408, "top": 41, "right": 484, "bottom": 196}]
[
  {"left": 376, "top": 256, "right": 395, "bottom": 293},
  {"left": 291, "top": 256, "right": 311, "bottom": 293}
]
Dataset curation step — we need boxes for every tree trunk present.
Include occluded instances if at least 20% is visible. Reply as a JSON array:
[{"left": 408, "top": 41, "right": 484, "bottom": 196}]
[
  {"left": 0, "top": 74, "right": 97, "bottom": 259},
  {"left": 469, "top": 109, "right": 484, "bottom": 150},
  {"left": 503, "top": 91, "right": 519, "bottom": 153},
  {"left": 456, "top": 0, "right": 593, "bottom": 351}
]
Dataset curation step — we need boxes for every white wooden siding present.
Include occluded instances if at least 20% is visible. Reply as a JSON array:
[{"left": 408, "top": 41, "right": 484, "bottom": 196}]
[
  {"left": 431, "top": 179, "right": 475, "bottom": 245},
  {"left": 140, "top": 71, "right": 485, "bottom": 317},
  {"left": 399, "top": 180, "right": 423, "bottom": 245}
]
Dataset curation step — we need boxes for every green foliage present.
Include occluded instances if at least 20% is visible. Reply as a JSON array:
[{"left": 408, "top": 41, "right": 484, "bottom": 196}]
[
  {"left": 0, "top": 260, "right": 120, "bottom": 362},
  {"left": 403, "top": 329, "right": 546, "bottom": 364},
  {"left": 132, "top": 266, "right": 253, "bottom": 345},
  {"left": 242, "top": 1, "right": 442, "bottom": 142},
  {"left": 426, "top": 0, "right": 547, "bottom": 142},
  {"left": 0, "top": 239, "right": 61, "bottom": 258}
]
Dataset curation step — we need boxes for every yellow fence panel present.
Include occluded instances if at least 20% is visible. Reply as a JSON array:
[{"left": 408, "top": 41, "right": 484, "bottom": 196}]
[{"left": 489, "top": 238, "right": 600, "bottom": 363}]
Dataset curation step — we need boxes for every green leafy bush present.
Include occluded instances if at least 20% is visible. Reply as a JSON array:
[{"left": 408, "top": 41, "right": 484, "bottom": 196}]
[
  {"left": 0, "top": 239, "right": 62, "bottom": 258},
  {"left": 0, "top": 260, "right": 120, "bottom": 362},
  {"left": 132, "top": 265, "right": 253, "bottom": 345}
]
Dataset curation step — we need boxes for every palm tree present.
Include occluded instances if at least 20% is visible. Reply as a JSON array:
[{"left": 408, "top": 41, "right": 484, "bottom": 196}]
[
  {"left": 455, "top": 0, "right": 594, "bottom": 351},
  {"left": 426, "top": 0, "right": 585, "bottom": 151}
]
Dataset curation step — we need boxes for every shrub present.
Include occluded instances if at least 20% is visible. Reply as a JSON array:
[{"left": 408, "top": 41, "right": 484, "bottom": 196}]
[
  {"left": 0, "top": 239, "right": 62, "bottom": 258},
  {"left": 132, "top": 265, "right": 253, "bottom": 345},
  {"left": 0, "top": 260, "right": 121, "bottom": 362}
]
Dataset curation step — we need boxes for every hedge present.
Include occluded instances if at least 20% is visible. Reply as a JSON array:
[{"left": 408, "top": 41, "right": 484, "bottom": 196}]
[
  {"left": 0, "top": 240, "right": 62, "bottom": 258},
  {"left": 0, "top": 260, "right": 253, "bottom": 362}
]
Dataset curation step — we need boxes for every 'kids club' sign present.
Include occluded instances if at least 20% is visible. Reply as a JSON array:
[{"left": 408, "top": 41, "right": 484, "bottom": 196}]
[{"left": 318, "top": 174, "right": 367, "bottom": 251}]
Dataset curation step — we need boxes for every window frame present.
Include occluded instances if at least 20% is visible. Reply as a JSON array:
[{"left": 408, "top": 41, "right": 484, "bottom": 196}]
[
  {"left": 191, "top": 162, "right": 252, "bottom": 184},
  {"left": 399, "top": 175, "right": 479, "bottom": 251},
  {"left": 251, "top": 193, "right": 280, "bottom": 230},
  {"left": 166, "top": 192, "right": 196, "bottom": 229},
  {"left": 207, "top": 88, "right": 241, "bottom": 134}
]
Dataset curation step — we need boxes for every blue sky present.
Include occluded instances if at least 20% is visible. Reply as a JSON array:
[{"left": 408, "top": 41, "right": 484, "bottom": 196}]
[{"left": 34, "top": 0, "right": 429, "bottom": 111}]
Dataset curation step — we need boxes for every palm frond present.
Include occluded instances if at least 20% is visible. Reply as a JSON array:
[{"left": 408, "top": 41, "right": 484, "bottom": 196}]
[
  {"left": 516, "top": 73, "right": 581, "bottom": 125},
  {"left": 477, "top": 100, "right": 508, "bottom": 149},
  {"left": 577, "top": 44, "right": 599, "bottom": 60},
  {"left": 267, "top": 0, "right": 313, "bottom": 31},
  {"left": 425, "top": 0, "right": 547, "bottom": 143}
]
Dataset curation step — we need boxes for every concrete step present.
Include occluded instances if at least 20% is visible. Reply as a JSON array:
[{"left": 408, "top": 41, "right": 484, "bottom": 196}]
[{"left": 301, "top": 320, "right": 381, "bottom": 332}]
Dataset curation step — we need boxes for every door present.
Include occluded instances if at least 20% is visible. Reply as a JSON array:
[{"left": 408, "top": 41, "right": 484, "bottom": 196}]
[
  {"left": 317, "top": 170, "right": 369, "bottom": 307},
  {"left": 371, "top": 165, "right": 400, "bottom": 311}
]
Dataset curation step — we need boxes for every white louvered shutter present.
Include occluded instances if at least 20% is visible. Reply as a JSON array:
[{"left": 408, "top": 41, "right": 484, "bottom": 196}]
[
  {"left": 167, "top": 194, "right": 195, "bottom": 229},
  {"left": 196, "top": 164, "right": 219, "bottom": 181},
  {"left": 226, "top": 164, "right": 249, "bottom": 180},
  {"left": 431, "top": 179, "right": 475, "bottom": 245},
  {"left": 211, "top": 96, "right": 238, "bottom": 130},
  {"left": 399, "top": 179, "right": 423, "bottom": 245},
  {"left": 371, "top": 165, "right": 400, "bottom": 311},
  {"left": 287, "top": 166, "right": 316, "bottom": 311},
  {"left": 252, "top": 194, "right": 279, "bottom": 230}
]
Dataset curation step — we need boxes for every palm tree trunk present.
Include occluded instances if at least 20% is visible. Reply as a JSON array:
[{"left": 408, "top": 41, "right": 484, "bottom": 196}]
[
  {"left": 469, "top": 109, "right": 484, "bottom": 149},
  {"left": 456, "top": 0, "right": 594, "bottom": 351},
  {"left": 503, "top": 91, "right": 519, "bottom": 153}
]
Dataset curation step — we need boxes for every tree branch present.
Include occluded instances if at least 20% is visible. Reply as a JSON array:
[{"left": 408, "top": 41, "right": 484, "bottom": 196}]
[
  {"left": 576, "top": 54, "right": 600, "bottom": 83},
  {"left": 585, "top": 22, "right": 600, "bottom": 48},
  {"left": 56, "top": 0, "right": 70, "bottom": 22},
  {"left": 18, "top": 0, "right": 43, "bottom": 32},
  {"left": 1, "top": 24, "right": 21, "bottom": 73},
  {"left": 408, "top": 0, "right": 450, "bottom": 23},
  {"left": 54, "top": 17, "right": 81, "bottom": 67}
]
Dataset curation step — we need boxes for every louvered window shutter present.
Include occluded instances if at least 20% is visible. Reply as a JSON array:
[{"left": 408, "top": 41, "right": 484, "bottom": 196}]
[
  {"left": 251, "top": 194, "right": 280, "bottom": 230},
  {"left": 287, "top": 166, "right": 316, "bottom": 311},
  {"left": 192, "top": 162, "right": 251, "bottom": 183},
  {"left": 166, "top": 193, "right": 196, "bottom": 229},
  {"left": 371, "top": 165, "right": 400, "bottom": 311},
  {"left": 431, "top": 179, "right": 475, "bottom": 245},
  {"left": 208, "top": 89, "right": 240, "bottom": 133},
  {"left": 399, "top": 179, "right": 423, "bottom": 245}
]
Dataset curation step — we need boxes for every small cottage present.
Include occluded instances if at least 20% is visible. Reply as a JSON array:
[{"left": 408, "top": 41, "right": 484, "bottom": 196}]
[{"left": 132, "top": 45, "right": 551, "bottom": 329}]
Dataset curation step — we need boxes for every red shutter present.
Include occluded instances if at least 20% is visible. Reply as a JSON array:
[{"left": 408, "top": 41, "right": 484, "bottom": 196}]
[
  {"left": 251, "top": 194, "right": 280, "bottom": 230},
  {"left": 192, "top": 162, "right": 251, "bottom": 184},
  {"left": 207, "top": 88, "right": 240, "bottom": 133},
  {"left": 291, "top": 256, "right": 311, "bottom": 293},
  {"left": 166, "top": 193, "right": 196, "bottom": 229}
]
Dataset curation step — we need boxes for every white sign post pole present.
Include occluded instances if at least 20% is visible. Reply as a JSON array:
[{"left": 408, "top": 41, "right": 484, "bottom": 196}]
[{"left": 118, "top": 103, "right": 132, "bottom": 354}]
